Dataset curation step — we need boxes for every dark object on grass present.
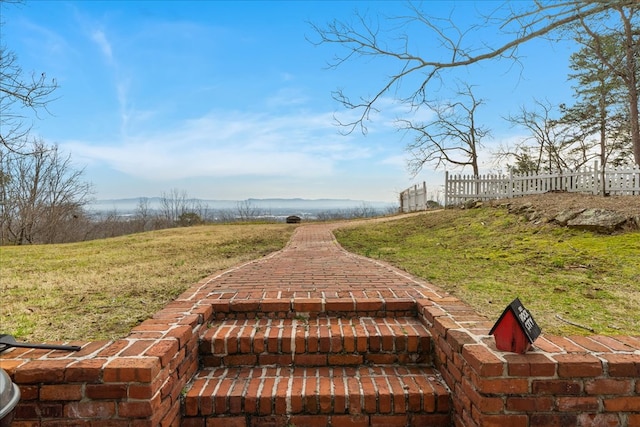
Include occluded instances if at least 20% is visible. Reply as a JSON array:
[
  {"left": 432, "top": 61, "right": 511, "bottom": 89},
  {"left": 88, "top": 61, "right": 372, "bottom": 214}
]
[
  {"left": 286, "top": 215, "right": 302, "bottom": 224},
  {"left": 0, "top": 334, "right": 81, "bottom": 354}
]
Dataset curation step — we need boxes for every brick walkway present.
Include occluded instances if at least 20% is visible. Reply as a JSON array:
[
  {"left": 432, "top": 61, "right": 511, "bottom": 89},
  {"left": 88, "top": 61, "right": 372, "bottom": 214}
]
[
  {"left": 187, "top": 223, "right": 448, "bottom": 305},
  {"left": 181, "top": 223, "right": 454, "bottom": 426}
]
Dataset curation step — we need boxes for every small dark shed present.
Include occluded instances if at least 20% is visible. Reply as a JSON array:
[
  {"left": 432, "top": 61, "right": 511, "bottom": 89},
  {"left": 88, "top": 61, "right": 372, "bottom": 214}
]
[{"left": 286, "top": 215, "right": 302, "bottom": 224}]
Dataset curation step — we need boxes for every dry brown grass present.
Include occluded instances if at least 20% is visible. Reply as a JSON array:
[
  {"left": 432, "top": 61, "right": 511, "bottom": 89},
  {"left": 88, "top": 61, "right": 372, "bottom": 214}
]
[{"left": 1, "top": 223, "right": 295, "bottom": 341}]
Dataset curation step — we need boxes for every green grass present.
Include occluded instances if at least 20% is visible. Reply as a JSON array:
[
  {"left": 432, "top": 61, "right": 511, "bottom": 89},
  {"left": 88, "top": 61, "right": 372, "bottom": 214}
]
[
  {"left": 2, "top": 207, "right": 638, "bottom": 341},
  {"left": 335, "top": 208, "right": 640, "bottom": 336},
  {"left": 1, "top": 223, "right": 296, "bottom": 341}
]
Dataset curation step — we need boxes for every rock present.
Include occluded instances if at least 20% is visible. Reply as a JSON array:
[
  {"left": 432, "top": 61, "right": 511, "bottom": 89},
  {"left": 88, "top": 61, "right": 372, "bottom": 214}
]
[
  {"left": 462, "top": 200, "right": 483, "bottom": 209},
  {"left": 554, "top": 209, "right": 586, "bottom": 226},
  {"left": 566, "top": 209, "right": 630, "bottom": 234}
]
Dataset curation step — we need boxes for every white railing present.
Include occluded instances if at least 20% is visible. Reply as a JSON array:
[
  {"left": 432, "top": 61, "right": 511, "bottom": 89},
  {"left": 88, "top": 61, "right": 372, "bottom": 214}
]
[{"left": 399, "top": 162, "right": 640, "bottom": 211}]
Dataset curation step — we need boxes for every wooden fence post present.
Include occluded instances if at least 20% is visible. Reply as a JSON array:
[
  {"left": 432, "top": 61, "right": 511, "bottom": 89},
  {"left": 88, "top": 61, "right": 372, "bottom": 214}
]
[{"left": 444, "top": 171, "right": 449, "bottom": 207}]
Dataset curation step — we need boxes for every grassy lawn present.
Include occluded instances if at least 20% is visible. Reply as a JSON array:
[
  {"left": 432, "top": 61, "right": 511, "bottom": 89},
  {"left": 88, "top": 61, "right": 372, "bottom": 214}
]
[
  {"left": 2, "top": 207, "right": 637, "bottom": 342},
  {"left": 334, "top": 208, "right": 640, "bottom": 336},
  {"left": 1, "top": 223, "right": 295, "bottom": 341}
]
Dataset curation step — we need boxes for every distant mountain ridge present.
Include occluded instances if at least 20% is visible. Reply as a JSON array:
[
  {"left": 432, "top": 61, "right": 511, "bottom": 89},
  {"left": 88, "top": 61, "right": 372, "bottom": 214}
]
[{"left": 87, "top": 197, "right": 397, "bottom": 215}]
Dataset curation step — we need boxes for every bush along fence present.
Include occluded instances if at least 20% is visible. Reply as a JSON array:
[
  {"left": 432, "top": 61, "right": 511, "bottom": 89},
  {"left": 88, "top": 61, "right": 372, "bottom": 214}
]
[{"left": 400, "top": 162, "right": 640, "bottom": 211}]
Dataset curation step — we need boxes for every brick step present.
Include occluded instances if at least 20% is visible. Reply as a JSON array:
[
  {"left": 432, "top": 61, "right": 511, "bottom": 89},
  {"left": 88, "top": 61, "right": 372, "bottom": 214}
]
[
  {"left": 199, "top": 317, "right": 431, "bottom": 367},
  {"left": 182, "top": 365, "right": 451, "bottom": 426},
  {"left": 206, "top": 297, "right": 418, "bottom": 320}
]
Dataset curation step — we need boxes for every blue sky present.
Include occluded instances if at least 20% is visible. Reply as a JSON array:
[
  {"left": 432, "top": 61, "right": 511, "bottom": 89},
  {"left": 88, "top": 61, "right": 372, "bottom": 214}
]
[{"left": 2, "top": 1, "right": 577, "bottom": 203}]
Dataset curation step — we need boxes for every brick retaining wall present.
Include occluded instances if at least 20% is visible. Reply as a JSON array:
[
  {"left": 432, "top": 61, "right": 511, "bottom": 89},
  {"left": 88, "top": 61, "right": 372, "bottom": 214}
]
[{"left": 416, "top": 296, "right": 640, "bottom": 427}]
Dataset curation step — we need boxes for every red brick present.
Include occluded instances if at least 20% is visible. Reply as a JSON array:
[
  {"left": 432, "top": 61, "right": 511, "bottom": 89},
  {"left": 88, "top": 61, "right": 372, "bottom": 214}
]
[
  {"left": 292, "top": 298, "right": 323, "bottom": 312},
  {"left": 589, "top": 335, "right": 636, "bottom": 351},
  {"left": 478, "top": 414, "right": 528, "bottom": 427},
  {"left": 86, "top": 384, "right": 127, "bottom": 401},
  {"left": 145, "top": 339, "right": 180, "bottom": 368},
  {"left": 353, "top": 298, "right": 383, "bottom": 312},
  {"left": 39, "top": 384, "right": 82, "bottom": 401},
  {"left": 288, "top": 415, "right": 329, "bottom": 427},
  {"left": 97, "top": 340, "right": 130, "bottom": 357},
  {"left": 325, "top": 299, "right": 354, "bottom": 312},
  {"left": 530, "top": 414, "right": 578, "bottom": 427},
  {"left": 103, "top": 357, "right": 160, "bottom": 383},
  {"left": 295, "top": 354, "right": 327, "bottom": 366},
  {"left": 410, "top": 414, "right": 451, "bottom": 427},
  {"left": 344, "top": 376, "right": 361, "bottom": 415},
  {"left": 462, "top": 344, "right": 504, "bottom": 376},
  {"left": 554, "top": 354, "right": 602, "bottom": 377},
  {"left": 604, "top": 396, "right": 640, "bottom": 412},
  {"left": 461, "top": 377, "right": 503, "bottom": 412},
  {"left": 120, "top": 340, "right": 155, "bottom": 357},
  {"left": 541, "top": 335, "right": 588, "bottom": 353},
  {"left": 16, "top": 384, "right": 39, "bottom": 400},
  {"left": 629, "top": 414, "right": 640, "bottom": 427},
  {"left": 14, "top": 360, "right": 70, "bottom": 384},
  {"left": 585, "top": 378, "right": 632, "bottom": 395},
  {"left": 65, "top": 359, "right": 105, "bottom": 382},
  {"left": 304, "top": 376, "right": 319, "bottom": 413},
  {"left": 433, "top": 316, "right": 459, "bottom": 336},
  {"left": 223, "top": 354, "right": 257, "bottom": 366},
  {"left": 230, "top": 300, "right": 260, "bottom": 312},
  {"left": 446, "top": 329, "right": 476, "bottom": 352},
  {"left": 568, "top": 335, "right": 611, "bottom": 352},
  {"left": 506, "top": 396, "right": 554, "bottom": 412},
  {"left": 118, "top": 400, "right": 154, "bottom": 418},
  {"left": 504, "top": 353, "right": 556, "bottom": 377},
  {"left": 370, "top": 415, "right": 408, "bottom": 426},
  {"left": 602, "top": 353, "right": 640, "bottom": 377},
  {"left": 557, "top": 396, "right": 599, "bottom": 412},
  {"left": 205, "top": 417, "right": 246, "bottom": 427},
  {"left": 331, "top": 414, "right": 369, "bottom": 427},
  {"left": 577, "top": 413, "right": 622, "bottom": 427},
  {"left": 384, "top": 299, "right": 415, "bottom": 312},
  {"left": 165, "top": 325, "right": 193, "bottom": 347},
  {"left": 64, "top": 401, "right": 116, "bottom": 418},
  {"left": 17, "top": 402, "right": 64, "bottom": 419},
  {"left": 532, "top": 380, "right": 582, "bottom": 395},
  {"left": 476, "top": 377, "right": 529, "bottom": 394},
  {"left": 313, "top": 377, "right": 329, "bottom": 414}
]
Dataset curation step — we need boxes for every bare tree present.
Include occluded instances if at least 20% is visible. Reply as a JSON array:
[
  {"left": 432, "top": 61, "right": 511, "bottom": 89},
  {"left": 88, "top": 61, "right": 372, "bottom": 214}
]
[
  {"left": 500, "top": 100, "right": 597, "bottom": 173},
  {"left": 0, "top": 139, "right": 92, "bottom": 244},
  {"left": 235, "top": 200, "right": 262, "bottom": 221},
  {"left": 134, "top": 197, "right": 153, "bottom": 232},
  {"left": 311, "top": 1, "right": 640, "bottom": 166},
  {"left": 401, "top": 84, "right": 489, "bottom": 177},
  {"left": 1, "top": 2, "right": 58, "bottom": 152},
  {"left": 159, "top": 188, "right": 190, "bottom": 224}
]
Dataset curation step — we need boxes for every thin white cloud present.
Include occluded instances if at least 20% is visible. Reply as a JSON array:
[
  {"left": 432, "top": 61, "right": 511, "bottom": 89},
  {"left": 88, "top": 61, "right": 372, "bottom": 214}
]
[
  {"left": 91, "top": 29, "right": 113, "bottom": 63},
  {"left": 60, "top": 109, "right": 382, "bottom": 182}
]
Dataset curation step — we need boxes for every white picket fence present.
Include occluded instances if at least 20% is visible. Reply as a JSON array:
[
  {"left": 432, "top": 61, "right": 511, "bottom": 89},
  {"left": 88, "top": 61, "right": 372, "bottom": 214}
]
[{"left": 400, "top": 162, "right": 640, "bottom": 211}]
